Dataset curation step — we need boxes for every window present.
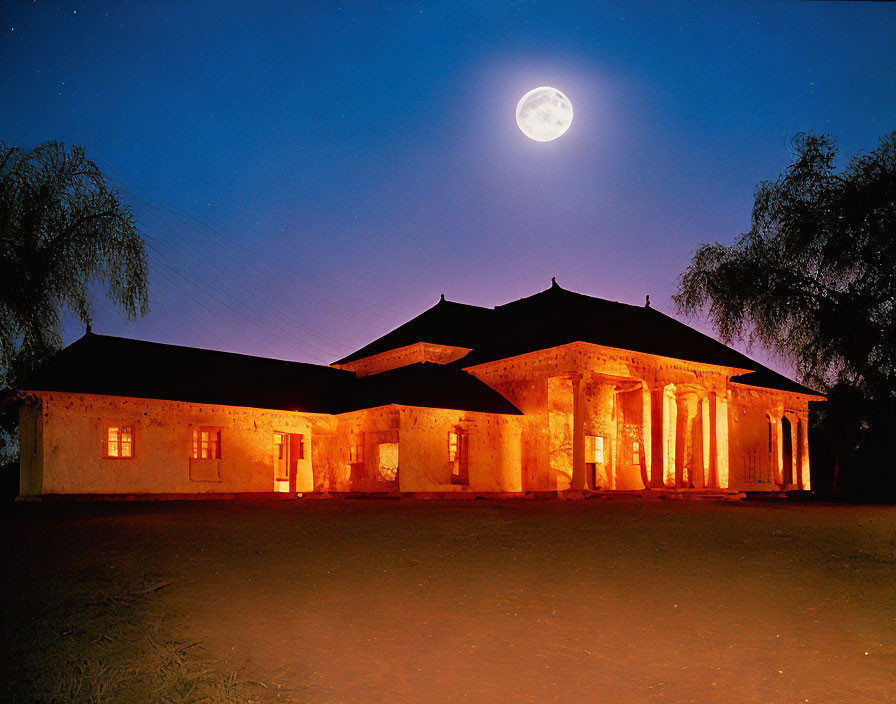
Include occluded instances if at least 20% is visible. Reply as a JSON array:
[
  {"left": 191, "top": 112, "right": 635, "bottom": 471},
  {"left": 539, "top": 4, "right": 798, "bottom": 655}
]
[
  {"left": 105, "top": 425, "right": 134, "bottom": 459},
  {"left": 192, "top": 427, "right": 221, "bottom": 459},
  {"left": 632, "top": 440, "right": 640, "bottom": 466},
  {"left": 585, "top": 435, "right": 603, "bottom": 464},
  {"left": 376, "top": 442, "right": 399, "bottom": 482},
  {"left": 448, "top": 429, "right": 469, "bottom": 484}
]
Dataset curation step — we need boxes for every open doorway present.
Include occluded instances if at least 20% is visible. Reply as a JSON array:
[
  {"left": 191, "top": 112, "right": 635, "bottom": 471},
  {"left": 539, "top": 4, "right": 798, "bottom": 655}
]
[{"left": 273, "top": 432, "right": 304, "bottom": 493}]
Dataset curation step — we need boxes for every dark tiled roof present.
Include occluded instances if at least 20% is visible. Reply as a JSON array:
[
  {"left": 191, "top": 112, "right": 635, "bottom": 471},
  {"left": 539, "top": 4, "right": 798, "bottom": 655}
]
[
  {"left": 336, "top": 283, "right": 823, "bottom": 397},
  {"left": 27, "top": 334, "right": 355, "bottom": 413},
  {"left": 333, "top": 299, "right": 493, "bottom": 365},
  {"left": 25, "top": 333, "right": 524, "bottom": 414},
  {"left": 352, "top": 363, "right": 522, "bottom": 415},
  {"left": 729, "top": 368, "right": 823, "bottom": 397},
  {"left": 463, "top": 283, "right": 760, "bottom": 370}
]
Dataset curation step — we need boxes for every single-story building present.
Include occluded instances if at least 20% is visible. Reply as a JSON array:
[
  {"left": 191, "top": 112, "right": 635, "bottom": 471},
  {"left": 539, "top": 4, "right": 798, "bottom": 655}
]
[{"left": 18, "top": 282, "right": 823, "bottom": 498}]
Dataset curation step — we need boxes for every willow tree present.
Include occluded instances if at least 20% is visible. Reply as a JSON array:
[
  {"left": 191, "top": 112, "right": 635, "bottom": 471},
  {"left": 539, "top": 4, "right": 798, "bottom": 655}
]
[
  {"left": 675, "top": 132, "right": 895, "bottom": 497},
  {"left": 0, "top": 141, "right": 148, "bottom": 390}
]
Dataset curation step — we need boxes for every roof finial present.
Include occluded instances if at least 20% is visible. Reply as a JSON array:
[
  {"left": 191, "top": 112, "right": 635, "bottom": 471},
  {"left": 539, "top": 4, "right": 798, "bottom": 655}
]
[
  {"left": 440, "top": 293, "right": 445, "bottom": 302},
  {"left": 551, "top": 276, "right": 557, "bottom": 287},
  {"left": 85, "top": 321, "right": 92, "bottom": 334},
  {"left": 645, "top": 294, "right": 651, "bottom": 308}
]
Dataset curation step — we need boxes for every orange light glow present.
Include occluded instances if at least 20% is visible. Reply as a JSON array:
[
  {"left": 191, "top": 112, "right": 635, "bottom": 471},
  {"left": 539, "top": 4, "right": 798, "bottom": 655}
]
[
  {"left": 377, "top": 442, "right": 398, "bottom": 482},
  {"left": 585, "top": 435, "right": 603, "bottom": 464},
  {"left": 193, "top": 427, "right": 221, "bottom": 459},
  {"left": 105, "top": 425, "right": 133, "bottom": 458}
]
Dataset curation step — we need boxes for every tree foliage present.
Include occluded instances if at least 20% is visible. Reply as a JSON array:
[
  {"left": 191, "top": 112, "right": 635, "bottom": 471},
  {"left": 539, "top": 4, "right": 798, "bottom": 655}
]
[
  {"left": 675, "top": 132, "right": 895, "bottom": 400},
  {"left": 675, "top": 133, "right": 896, "bottom": 498},
  {"left": 0, "top": 141, "right": 148, "bottom": 389}
]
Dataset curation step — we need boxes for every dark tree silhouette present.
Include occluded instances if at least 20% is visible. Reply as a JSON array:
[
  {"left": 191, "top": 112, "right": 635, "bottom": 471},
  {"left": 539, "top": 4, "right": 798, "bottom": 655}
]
[
  {"left": 0, "top": 141, "right": 148, "bottom": 465},
  {"left": 675, "top": 132, "right": 896, "bottom": 498},
  {"left": 0, "top": 141, "right": 148, "bottom": 387}
]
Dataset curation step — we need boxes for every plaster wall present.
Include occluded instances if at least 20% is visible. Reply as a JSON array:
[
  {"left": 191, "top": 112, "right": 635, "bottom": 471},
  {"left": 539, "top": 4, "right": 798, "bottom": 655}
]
[
  {"left": 728, "top": 385, "right": 811, "bottom": 492},
  {"left": 316, "top": 406, "right": 400, "bottom": 492},
  {"left": 24, "top": 391, "right": 330, "bottom": 495},
  {"left": 396, "top": 407, "right": 523, "bottom": 492}
]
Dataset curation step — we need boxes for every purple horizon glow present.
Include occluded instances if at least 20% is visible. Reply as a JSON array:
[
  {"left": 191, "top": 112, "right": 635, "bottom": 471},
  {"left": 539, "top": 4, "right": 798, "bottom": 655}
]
[{"left": 2, "top": 2, "right": 894, "bottom": 377}]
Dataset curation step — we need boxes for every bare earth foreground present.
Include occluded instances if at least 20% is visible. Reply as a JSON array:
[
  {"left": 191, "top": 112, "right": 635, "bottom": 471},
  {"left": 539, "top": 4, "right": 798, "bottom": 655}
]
[{"left": 2, "top": 498, "right": 894, "bottom": 704}]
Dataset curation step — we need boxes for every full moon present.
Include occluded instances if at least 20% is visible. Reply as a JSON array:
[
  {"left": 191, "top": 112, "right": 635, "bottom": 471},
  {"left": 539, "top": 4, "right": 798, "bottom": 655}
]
[{"left": 515, "top": 86, "right": 573, "bottom": 142}]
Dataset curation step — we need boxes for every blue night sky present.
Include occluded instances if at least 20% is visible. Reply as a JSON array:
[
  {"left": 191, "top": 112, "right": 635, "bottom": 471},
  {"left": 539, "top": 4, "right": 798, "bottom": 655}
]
[{"left": 2, "top": 1, "right": 894, "bottom": 371}]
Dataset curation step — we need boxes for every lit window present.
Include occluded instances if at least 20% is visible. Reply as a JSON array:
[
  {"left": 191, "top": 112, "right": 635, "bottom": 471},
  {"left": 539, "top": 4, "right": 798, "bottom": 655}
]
[
  {"left": 448, "top": 429, "right": 469, "bottom": 484},
  {"left": 273, "top": 432, "right": 286, "bottom": 460},
  {"left": 632, "top": 441, "right": 640, "bottom": 465},
  {"left": 105, "top": 425, "right": 134, "bottom": 459},
  {"left": 585, "top": 435, "right": 603, "bottom": 464},
  {"left": 376, "top": 442, "right": 399, "bottom": 482},
  {"left": 192, "top": 427, "right": 221, "bottom": 459}
]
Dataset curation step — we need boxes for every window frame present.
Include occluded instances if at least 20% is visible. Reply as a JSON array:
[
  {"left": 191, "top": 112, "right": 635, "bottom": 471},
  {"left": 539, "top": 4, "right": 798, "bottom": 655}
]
[
  {"left": 192, "top": 426, "right": 222, "bottom": 460},
  {"left": 103, "top": 424, "right": 135, "bottom": 460}
]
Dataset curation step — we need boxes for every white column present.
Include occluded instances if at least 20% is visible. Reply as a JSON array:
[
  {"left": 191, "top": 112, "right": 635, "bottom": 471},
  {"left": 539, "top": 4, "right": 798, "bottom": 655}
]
[
  {"left": 715, "top": 393, "right": 730, "bottom": 489},
  {"left": 798, "top": 414, "right": 811, "bottom": 490},
  {"left": 663, "top": 385, "right": 677, "bottom": 487},
  {"left": 641, "top": 383, "right": 652, "bottom": 489},
  {"left": 570, "top": 374, "right": 586, "bottom": 491}
]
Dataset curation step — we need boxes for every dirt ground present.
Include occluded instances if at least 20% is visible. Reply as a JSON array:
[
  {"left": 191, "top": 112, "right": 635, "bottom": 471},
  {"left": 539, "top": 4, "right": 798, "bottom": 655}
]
[{"left": 2, "top": 497, "right": 894, "bottom": 704}]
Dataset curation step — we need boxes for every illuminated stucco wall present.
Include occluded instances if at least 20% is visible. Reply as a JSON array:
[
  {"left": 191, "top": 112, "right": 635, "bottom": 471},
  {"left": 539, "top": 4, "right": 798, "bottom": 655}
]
[
  {"left": 18, "top": 399, "right": 44, "bottom": 496},
  {"left": 547, "top": 376, "right": 574, "bottom": 490},
  {"left": 396, "top": 407, "right": 523, "bottom": 493},
  {"left": 21, "top": 391, "right": 330, "bottom": 496},
  {"left": 727, "top": 385, "right": 811, "bottom": 492},
  {"left": 314, "top": 406, "right": 401, "bottom": 492}
]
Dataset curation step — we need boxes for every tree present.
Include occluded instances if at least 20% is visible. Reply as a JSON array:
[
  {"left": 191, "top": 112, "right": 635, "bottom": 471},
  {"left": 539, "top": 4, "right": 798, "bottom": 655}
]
[
  {"left": 0, "top": 141, "right": 148, "bottom": 463},
  {"left": 674, "top": 132, "right": 895, "bottom": 498}
]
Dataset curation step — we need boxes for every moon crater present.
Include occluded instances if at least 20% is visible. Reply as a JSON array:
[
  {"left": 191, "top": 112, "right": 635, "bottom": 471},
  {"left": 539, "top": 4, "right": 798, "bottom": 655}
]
[{"left": 516, "top": 87, "right": 573, "bottom": 142}]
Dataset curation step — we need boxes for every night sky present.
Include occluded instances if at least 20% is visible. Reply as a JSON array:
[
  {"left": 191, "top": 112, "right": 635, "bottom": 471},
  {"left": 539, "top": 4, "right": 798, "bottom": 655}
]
[{"left": 2, "top": 2, "right": 894, "bottom": 372}]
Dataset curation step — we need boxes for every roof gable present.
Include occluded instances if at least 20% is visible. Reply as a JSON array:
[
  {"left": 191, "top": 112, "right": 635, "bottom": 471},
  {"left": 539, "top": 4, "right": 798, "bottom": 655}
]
[{"left": 333, "top": 297, "right": 493, "bottom": 366}]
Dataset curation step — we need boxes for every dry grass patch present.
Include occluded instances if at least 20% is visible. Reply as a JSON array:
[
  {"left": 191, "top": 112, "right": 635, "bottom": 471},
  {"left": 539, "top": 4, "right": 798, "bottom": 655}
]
[{"left": 5, "top": 571, "right": 270, "bottom": 704}]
